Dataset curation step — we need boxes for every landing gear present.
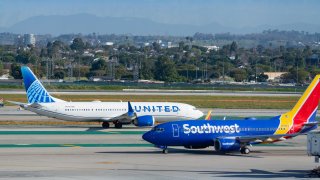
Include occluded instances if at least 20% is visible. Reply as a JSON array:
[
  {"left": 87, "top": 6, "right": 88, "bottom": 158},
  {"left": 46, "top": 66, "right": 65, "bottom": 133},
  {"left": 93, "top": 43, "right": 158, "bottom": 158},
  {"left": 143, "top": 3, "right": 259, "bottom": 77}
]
[
  {"left": 162, "top": 149, "right": 168, "bottom": 154},
  {"left": 240, "top": 147, "right": 250, "bottom": 154},
  {"left": 114, "top": 121, "right": 123, "bottom": 129},
  {"left": 157, "top": 145, "right": 168, "bottom": 154},
  {"left": 102, "top": 122, "right": 110, "bottom": 129}
]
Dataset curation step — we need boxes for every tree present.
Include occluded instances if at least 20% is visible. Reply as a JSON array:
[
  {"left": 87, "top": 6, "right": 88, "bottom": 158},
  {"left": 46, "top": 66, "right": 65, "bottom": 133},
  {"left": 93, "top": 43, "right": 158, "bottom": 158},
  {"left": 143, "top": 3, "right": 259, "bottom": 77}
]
[
  {"left": 152, "top": 42, "right": 161, "bottom": 52},
  {"left": 257, "top": 73, "right": 268, "bottom": 82},
  {"left": 10, "top": 63, "right": 22, "bottom": 79},
  {"left": 154, "top": 56, "right": 180, "bottom": 82},
  {"left": 281, "top": 68, "right": 309, "bottom": 84},
  {"left": 91, "top": 59, "right": 107, "bottom": 71},
  {"left": 70, "top": 38, "right": 85, "bottom": 53},
  {"left": 115, "top": 65, "right": 128, "bottom": 79},
  {"left": 230, "top": 68, "right": 247, "bottom": 82},
  {"left": 0, "top": 61, "right": 3, "bottom": 76},
  {"left": 54, "top": 70, "right": 65, "bottom": 79},
  {"left": 230, "top": 41, "right": 238, "bottom": 53},
  {"left": 15, "top": 52, "right": 30, "bottom": 64},
  {"left": 140, "top": 58, "right": 154, "bottom": 80}
]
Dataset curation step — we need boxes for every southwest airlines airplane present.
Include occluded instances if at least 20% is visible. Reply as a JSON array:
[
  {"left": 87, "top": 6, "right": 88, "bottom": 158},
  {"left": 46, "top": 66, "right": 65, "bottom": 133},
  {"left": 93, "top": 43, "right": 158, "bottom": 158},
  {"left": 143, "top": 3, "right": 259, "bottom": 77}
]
[
  {"left": 143, "top": 75, "right": 320, "bottom": 154},
  {"left": 9, "top": 66, "right": 203, "bottom": 128}
]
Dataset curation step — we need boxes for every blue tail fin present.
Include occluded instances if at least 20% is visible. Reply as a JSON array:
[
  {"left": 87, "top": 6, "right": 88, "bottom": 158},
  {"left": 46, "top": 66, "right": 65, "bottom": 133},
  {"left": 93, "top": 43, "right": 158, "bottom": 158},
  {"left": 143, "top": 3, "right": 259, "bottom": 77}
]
[
  {"left": 21, "top": 66, "right": 64, "bottom": 103},
  {"left": 128, "top": 101, "right": 134, "bottom": 117}
]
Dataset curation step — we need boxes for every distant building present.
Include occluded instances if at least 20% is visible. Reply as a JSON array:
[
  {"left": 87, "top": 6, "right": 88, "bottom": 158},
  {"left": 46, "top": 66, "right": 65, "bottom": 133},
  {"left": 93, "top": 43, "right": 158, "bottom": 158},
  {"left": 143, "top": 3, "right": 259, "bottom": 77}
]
[
  {"left": 167, "top": 42, "right": 178, "bottom": 48},
  {"left": 264, "top": 72, "right": 287, "bottom": 82},
  {"left": 203, "top": 45, "right": 219, "bottom": 52},
  {"left": 24, "top": 34, "right": 36, "bottom": 46},
  {"left": 105, "top": 42, "right": 114, "bottom": 46},
  {"left": 15, "top": 35, "right": 24, "bottom": 47}
]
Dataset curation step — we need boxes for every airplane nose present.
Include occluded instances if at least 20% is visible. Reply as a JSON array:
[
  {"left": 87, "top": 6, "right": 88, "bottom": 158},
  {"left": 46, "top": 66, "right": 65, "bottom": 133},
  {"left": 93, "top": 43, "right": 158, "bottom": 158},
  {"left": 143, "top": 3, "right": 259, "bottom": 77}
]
[{"left": 142, "top": 131, "right": 152, "bottom": 143}]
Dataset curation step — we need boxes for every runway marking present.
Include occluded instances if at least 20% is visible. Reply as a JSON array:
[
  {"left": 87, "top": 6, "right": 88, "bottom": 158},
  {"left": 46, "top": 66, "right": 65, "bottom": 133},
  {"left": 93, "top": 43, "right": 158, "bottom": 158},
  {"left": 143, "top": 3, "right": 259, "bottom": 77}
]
[
  {"left": 14, "top": 144, "right": 31, "bottom": 146},
  {"left": 62, "top": 144, "right": 81, "bottom": 148}
]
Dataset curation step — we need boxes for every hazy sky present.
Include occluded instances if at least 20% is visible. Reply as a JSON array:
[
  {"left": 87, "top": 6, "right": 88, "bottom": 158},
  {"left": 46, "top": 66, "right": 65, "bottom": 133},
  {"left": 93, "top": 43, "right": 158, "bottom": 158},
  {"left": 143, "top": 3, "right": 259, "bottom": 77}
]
[{"left": 0, "top": 0, "right": 319, "bottom": 28}]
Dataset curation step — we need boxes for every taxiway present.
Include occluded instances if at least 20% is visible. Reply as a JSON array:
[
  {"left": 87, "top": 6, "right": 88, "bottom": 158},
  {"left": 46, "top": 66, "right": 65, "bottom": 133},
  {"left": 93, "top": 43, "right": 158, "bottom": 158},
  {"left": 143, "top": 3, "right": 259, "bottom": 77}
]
[{"left": 0, "top": 126, "right": 316, "bottom": 179}]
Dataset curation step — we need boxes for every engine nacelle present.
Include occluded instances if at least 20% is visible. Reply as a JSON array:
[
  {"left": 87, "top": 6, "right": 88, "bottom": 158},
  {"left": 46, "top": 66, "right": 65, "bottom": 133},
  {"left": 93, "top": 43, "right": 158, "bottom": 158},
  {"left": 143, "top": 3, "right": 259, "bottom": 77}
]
[
  {"left": 133, "top": 115, "right": 155, "bottom": 127},
  {"left": 214, "top": 138, "right": 241, "bottom": 152}
]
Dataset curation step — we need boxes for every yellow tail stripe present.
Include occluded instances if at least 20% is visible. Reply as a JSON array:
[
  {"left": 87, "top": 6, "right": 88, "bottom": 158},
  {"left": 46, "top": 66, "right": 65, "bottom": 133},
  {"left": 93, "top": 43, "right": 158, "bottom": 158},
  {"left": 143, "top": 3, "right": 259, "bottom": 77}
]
[
  {"left": 205, "top": 110, "right": 212, "bottom": 120},
  {"left": 275, "top": 75, "right": 320, "bottom": 135}
]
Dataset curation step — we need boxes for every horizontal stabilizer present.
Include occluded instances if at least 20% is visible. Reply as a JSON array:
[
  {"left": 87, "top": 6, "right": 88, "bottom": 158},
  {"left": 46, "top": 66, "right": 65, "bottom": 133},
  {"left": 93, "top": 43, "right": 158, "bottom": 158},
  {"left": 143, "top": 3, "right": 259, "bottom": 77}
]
[
  {"left": 6, "top": 100, "right": 27, "bottom": 108},
  {"left": 303, "top": 122, "right": 319, "bottom": 126}
]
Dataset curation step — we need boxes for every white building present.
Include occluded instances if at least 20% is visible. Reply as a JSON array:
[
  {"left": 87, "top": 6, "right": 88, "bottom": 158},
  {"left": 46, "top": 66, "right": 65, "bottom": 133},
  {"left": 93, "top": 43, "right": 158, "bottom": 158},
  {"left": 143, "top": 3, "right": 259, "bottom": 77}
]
[
  {"left": 24, "top": 34, "right": 36, "bottom": 46},
  {"left": 264, "top": 72, "right": 287, "bottom": 82},
  {"left": 204, "top": 45, "right": 219, "bottom": 51}
]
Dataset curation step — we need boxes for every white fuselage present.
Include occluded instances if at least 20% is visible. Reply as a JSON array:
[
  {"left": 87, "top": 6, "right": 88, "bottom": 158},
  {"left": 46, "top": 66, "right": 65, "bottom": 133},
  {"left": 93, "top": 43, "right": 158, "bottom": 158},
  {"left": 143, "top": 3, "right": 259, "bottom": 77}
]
[{"left": 25, "top": 102, "right": 203, "bottom": 122}]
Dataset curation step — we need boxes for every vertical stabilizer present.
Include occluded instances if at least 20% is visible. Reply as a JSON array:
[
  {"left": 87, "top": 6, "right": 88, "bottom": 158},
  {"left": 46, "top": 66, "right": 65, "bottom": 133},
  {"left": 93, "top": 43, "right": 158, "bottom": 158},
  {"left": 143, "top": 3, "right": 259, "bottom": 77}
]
[
  {"left": 21, "top": 66, "right": 64, "bottom": 103},
  {"left": 276, "top": 75, "right": 320, "bottom": 134}
]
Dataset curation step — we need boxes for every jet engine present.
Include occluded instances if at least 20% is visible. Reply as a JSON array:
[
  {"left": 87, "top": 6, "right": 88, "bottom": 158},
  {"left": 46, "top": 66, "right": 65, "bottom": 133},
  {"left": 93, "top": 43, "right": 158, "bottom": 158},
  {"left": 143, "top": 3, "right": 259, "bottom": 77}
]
[
  {"left": 133, "top": 115, "right": 155, "bottom": 127},
  {"left": 214, "top": 138, "right": 241, "bottom": 152}
]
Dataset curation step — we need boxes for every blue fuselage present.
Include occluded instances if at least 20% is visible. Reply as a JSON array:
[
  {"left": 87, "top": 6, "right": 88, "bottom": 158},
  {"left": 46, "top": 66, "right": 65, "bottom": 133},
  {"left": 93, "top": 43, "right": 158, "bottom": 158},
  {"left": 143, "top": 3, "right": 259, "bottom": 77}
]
[{"left": 142, "top": 117, "right": 316, "bottom": 147}]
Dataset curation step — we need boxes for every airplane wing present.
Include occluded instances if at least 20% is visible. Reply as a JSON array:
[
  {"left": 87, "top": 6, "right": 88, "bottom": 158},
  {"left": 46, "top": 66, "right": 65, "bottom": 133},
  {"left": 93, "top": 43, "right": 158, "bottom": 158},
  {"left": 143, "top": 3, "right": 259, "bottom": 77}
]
[
  {"left": 217, "top": 132, "right": 303, "bottom": 144},
  {"left": 100, "top": 101, "right": 137, "bottom": 123}
]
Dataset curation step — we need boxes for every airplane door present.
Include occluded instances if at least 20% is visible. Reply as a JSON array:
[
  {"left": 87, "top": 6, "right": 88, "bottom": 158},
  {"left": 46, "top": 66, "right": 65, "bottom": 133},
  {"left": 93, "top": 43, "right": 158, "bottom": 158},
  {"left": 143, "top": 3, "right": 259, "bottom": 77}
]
[{"left": 172, "top": 124, "right": 179, "bottom": 137}]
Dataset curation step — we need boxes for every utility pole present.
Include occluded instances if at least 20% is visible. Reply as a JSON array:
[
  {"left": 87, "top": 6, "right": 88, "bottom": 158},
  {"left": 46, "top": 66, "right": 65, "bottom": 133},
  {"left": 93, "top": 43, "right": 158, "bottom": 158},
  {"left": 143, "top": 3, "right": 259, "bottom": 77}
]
[
  {"left": 255, "top": 58, "right": 257, "bottom": 83},
  {"left": 77, "top": 56, "right": 80, "bottom": 81},
  {"left": 223, "top": 58, "right": 225, "bottom": 83},
  {"left": 296, "top": 61, "right": 299, "bottom": 84}
]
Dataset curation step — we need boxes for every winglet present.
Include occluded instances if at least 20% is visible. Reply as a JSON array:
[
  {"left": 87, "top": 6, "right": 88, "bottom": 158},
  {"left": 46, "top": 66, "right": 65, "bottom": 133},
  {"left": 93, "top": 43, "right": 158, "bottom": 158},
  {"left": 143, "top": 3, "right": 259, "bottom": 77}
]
[
  {"left": 205, "top": 110, "right": 212, "bottom": 120},
  {"left": 128, "top": 101, "right": 134, "bottom": 117}
]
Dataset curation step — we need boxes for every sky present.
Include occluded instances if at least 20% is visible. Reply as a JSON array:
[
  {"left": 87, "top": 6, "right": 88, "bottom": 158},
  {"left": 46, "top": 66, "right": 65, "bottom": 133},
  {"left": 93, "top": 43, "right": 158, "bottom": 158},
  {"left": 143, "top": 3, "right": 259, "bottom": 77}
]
[{"left": 0, "top": 0, "right": 319, "bottom": 28}]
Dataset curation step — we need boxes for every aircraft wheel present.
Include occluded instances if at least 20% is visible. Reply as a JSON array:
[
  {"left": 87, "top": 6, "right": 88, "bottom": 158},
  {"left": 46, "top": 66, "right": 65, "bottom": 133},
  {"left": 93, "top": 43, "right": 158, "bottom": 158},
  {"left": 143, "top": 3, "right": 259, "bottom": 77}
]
[
  {"left": 102, "top": 122, "right": 110, "bottom": 129},
  {"left": 162, "top": 149, "right": 168, "bottom": 154},
  {"left": 114, "top": 122, "right": 123, "bottom": 129},
  {"left": 240, "top": 147, "right": 250, "bottom": 154}
]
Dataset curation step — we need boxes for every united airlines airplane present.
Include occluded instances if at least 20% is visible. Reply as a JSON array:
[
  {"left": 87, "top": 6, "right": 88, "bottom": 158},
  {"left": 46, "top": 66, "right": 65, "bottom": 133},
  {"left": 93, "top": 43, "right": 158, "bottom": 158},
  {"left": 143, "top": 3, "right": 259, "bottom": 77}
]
[
  {"left": 9, "top": 66, "right": 203, "bottom": 128},
  {"left": 143, "top": 75, "right": 320, "bottom": 154}
]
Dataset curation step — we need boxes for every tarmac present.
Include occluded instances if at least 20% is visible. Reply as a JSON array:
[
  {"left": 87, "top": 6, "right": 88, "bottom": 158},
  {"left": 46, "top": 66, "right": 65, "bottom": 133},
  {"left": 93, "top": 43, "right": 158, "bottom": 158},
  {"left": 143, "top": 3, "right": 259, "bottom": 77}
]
[
  {"left": 0, "top": 126, "right": 318, "bottom": 179},
  {"left": 0, "top": 108, "right": 319, "bottom": 179}
]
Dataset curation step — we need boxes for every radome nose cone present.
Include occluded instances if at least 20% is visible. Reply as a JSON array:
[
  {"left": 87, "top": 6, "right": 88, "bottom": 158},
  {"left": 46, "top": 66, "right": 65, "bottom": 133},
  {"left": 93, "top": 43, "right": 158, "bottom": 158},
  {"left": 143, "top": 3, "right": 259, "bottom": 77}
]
[{"left": 142, "top": 131, "right": 151, "bottom": 142}]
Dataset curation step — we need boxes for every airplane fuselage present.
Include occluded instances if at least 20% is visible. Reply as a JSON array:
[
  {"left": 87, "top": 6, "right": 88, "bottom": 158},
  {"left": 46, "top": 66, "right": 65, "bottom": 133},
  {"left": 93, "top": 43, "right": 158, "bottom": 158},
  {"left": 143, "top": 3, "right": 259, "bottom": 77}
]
[
  {"left": 26, "top": 102, "right": 203, "bottom": 122},
  {"left": 143, "top": 118, "right": 318, "bottom": 147}
]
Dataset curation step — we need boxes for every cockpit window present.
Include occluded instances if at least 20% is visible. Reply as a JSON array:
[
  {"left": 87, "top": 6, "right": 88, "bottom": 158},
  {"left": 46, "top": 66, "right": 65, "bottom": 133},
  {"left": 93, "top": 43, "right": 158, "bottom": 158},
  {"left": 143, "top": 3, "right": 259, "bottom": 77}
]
[
  {"left": 152, "top": 127, "right": 164, "bottom": 132},
  {"left": 155, "top": 128, "right": 164, "bottom": 132}
]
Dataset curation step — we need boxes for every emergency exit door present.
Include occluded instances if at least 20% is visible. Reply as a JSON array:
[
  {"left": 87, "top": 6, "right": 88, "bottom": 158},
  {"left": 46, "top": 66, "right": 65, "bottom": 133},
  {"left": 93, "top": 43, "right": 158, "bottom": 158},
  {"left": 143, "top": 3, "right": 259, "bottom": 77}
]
[{"left": 172, "top": 124, "right": 179, "bottom": 137}]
